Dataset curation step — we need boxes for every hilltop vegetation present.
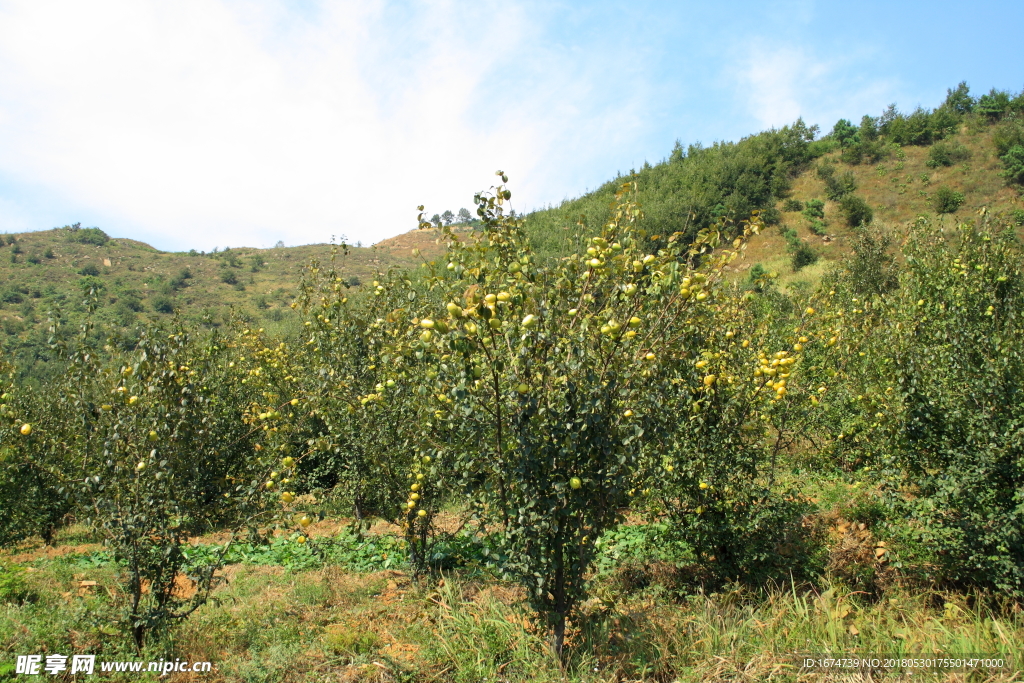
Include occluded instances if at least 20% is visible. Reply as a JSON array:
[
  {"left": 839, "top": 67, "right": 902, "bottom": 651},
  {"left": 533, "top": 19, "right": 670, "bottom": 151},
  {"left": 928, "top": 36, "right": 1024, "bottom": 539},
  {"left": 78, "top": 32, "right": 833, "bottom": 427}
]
[
  {"left": 524, "top": 82, "right": 1024, "bottom": 272},
  {"left": 0, "top": 226, "right": 423, "bottom": 383}
]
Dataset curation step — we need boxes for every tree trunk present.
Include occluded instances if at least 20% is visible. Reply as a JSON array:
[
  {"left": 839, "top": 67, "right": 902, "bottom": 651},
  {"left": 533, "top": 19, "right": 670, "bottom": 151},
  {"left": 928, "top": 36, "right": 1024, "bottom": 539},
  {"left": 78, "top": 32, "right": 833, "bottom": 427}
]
[{"left": 550, "top": 612, "right": 566, "bottom": 662}]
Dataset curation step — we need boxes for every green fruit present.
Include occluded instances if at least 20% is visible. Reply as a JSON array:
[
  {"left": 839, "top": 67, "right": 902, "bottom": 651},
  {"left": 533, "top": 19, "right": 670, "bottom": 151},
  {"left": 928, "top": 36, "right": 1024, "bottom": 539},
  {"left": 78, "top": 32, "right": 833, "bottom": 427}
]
[
  {"left": 570, "top": 477, "right": 582, "bottom": 489},
  {"left": 516, "top": 383, "right": 530, "bottom": 394},
  {"left": 488, "top": 318, "right": 502, "bottom": 330}
]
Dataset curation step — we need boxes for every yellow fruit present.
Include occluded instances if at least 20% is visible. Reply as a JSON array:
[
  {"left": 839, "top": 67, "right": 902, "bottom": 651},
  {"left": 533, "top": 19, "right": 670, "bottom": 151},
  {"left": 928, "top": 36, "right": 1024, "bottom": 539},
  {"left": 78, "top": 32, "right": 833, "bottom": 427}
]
[
  {"left": 281, "top": 492, "right": 295, "bottom": 504},
  {"left": 484, "top": 293, "right": 497, "bottom": 305},
  {"left": 645, "top": 353, "right": 656, "bottom": 361},
  {"left": 282, "top": 456, "right": 295, "bottom": 468},
  {"left": 570, "top": 477, "right": 582, "bottom": 489},
  {"left": 291, "top": 398, "right": 299, "bottom": 405},
  {"left": 101, "top": 404, "right": 113, "bottom": 411},
  {"left": 497, "top": 291, "right": 511, "bottom": 302},
  {"left": 411, "top": 483, "right": 421, "bottom": 492},
  {"left": 699, "top": 482, "right": 708, "bottom": 489},
  {"left": 568, "top": 308, "right": 578, "bottom": 316},
  {"left": 20, "top": 423, "right": 32, "bottom": 436},
  {"left": 420, "top": 319, "right": 435, "bottom": 329},
  {"left": 298, "top": 515, "right": 312, "bottom": 528},
  {"left": 624, "top": 409, "right": 634, "bottom": 417},
  {"left": 446, "top": 302, "right": 463, "bottom": 318},
  {"left": 695, "top": 360, "right": 708, "bottom": 369},
  {"left": 522, "top": 314, "right": 538, "bottom": 328},
  {"left": 296, "top": 536, "right": 306, "bottom": 544},
  {"left": 488, "top": 318, "right": 502, "bottom": 330},
  {"left": 410, "top": 492, "right": 420, "bottom": 501},
  {"left": 805, "top": 307, "right": 815, "bottom": 315},
  {"left": 793, "top": 343, "right": 803, "bottom": 352},
  {"left": 417, "top": 509, "right": 427, "bottom": 518},
  {"left": 420, "top": 330, "right": 433, "bottom": 343},
  {"left": 128, "top": 396, "right": 139, "bottom": 405},
  {"left": 516, "top": 383, "right": 530, "bottom": 395},
  {"left": 703, "top": 375, "right": 716, "bottom": 387},
  {"left": 422, "top": 456, "right": 432, "bottom": 465},
  {"left": 148, "top": 430, "right": 159, "bottom": 442},
  {"left": 628, "top": 316, "right": 642, "bottom": 328},
  {"left": 799, "top": 336, "right": 809, "bottom": 343},
  {"left": 696, "top": 292, "right": 708, "bottom": 301},
  {"left": 135, "top": 461, "right": 146, "bottom": 472}
]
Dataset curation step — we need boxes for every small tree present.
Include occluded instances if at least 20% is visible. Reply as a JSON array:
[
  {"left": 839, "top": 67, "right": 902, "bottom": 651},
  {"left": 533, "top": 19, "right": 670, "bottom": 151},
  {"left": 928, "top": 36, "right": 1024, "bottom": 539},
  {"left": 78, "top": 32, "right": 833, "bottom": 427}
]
[
  {"left": 441, "top": 210, "right": 455, "bottom": 226},
  {"left": 1000, "top": 145, "right": 1024, "bottom": 184},
  {"left": 839, "top": 194, "right": 873, "bottom": 227},
  {"left": 457, "top": 208, "right": 473, "bottom": 224},
  {"left": 933, "top": 187, "right": 965, "bottom": 214},
  {"left": 56, "top": 312, "right": 267, "bottom": 650},
  {"left": 378, "top": 173, "right": 766, "bottom": 658}
]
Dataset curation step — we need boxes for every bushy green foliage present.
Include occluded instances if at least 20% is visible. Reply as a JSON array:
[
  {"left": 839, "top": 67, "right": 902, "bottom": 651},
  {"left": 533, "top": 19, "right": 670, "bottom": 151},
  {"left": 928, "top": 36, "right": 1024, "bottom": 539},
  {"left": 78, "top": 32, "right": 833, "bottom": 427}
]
[
  {"left": 817, "top": 161, "right": 857, "bottom": 200},
  {"left": 44, "top": 315, "right": 271, "bottom": 648},
  {"left": 926, "top": 141, "right": 971, "bottom": 168},
  {"left": 817, "top": 219, "right": 1024, "bottom": 596},
  {"left": 838, "top": 194, "right": 873, "bottom": 228},
  {"left": 802, "top": 199, "right": 825, "bottom": 220},
  {"left": 0, "top": 563, "right": 36, "bottom": 604},
  {"left": 830, "top": 119, "right": 858, "bottom": 147},
  {"left": 63, "top": 224, "right": 110, "bottom": 246},
  {"left": 992, "top": 118, "right": 1024, "bottom": 156},
  {"left": 932, "top": 186, "right": 965, "bottom": 213},
  {"left": 844, "top": 227, "right": 898, "bottom": 297},
  {"left": 999, "top": 145, "right": 1024, "bottom": 184},
  {"left": 524, "top": 120, "right": 818, "bottom": 259},
  {"left": 782, "top": 198, "right": 803, "bottom": 212}
]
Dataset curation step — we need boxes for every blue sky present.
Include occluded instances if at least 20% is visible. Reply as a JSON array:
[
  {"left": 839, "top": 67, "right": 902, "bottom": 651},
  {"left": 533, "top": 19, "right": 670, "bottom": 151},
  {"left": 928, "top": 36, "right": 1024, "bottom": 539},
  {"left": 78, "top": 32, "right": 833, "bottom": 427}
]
[{"left": 0, "top": 0, "right": 1020, "bottom": 252}]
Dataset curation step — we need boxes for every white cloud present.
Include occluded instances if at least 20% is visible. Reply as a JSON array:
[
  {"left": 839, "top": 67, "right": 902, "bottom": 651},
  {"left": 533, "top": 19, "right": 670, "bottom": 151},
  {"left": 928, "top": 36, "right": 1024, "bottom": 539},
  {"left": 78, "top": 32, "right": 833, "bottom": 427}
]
[
  {"left": 735, "top": 40, "right": 897, "bottom": 135},
  {"left": 0, "top": 0, "right": 647, "bottom": 251}
]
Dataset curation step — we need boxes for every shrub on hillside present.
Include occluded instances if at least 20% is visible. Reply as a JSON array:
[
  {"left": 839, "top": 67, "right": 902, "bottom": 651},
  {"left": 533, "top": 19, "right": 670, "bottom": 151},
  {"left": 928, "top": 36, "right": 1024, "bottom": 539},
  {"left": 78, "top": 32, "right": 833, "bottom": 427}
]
[
  {"left": 932, "top": 187, "right": 965, "bottom": 214},
  {"left": 782, "top": 198, "right": 803, "bottom": 212},
  {"left": 790, "top": 240, "right": 818, "bottom": 271},
  {"left": 839, "top": 194, "right": 873, "bottom": 228},
  {"left": 926, "top": 141, "right": 971, "bottom": 168},
  {"left": 802, "top": 199, "right": 825, "bottom": 221},
  {"left": 999, "top": 145, "right": 1024, "bottom": 185},
  {"left": 151, "top": 295, "right": 174, "bottom": 314},
  {"left": 992, "top": 119, "right": 1024, "bottom": 156},
  {"left": 63, "top": 223, "right": 110, "bottom": 246}
]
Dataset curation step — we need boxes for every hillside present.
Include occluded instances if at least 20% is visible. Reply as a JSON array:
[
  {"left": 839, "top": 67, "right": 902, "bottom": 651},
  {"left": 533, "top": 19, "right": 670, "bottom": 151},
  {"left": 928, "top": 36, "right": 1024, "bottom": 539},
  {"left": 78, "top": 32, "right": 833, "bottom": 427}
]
[
  {"left": 3, "top": 82, "right": 1022, "bottom": 381},
  {"left": 520, "top": 83, "right": 1024, "bottom": 290},
  {"left": 0, "top": 227, "right": 423, "bottom": 381}
]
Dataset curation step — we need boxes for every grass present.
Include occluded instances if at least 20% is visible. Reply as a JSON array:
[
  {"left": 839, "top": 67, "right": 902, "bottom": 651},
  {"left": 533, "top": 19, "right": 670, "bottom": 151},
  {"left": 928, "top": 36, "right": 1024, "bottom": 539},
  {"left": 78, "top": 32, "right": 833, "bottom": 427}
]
[{"left": 3, "top": 506, "right": 1022, "bottom": 682}]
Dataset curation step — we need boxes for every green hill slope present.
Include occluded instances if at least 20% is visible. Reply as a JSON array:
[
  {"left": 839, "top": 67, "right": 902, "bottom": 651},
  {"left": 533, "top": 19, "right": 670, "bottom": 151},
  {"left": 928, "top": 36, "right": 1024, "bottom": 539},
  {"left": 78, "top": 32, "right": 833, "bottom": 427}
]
[
  {"left": 0, "top": 226, "right": 421, "bottom": 382},
  {"left": 3, "top": 82, "right": 1021, "bottom": 380},
  {"left": 522, "top": 82, "right": 1024, "bottom": 287}
]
